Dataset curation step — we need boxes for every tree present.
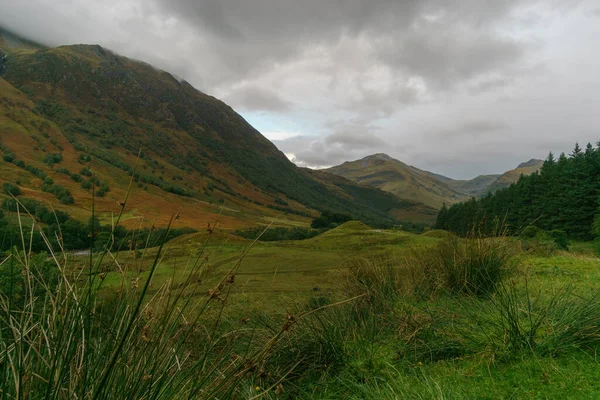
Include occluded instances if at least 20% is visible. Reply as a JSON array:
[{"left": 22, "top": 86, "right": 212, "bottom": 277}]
[
  {"left": 440, "top": 140, "right": 600, "bottom": 240},
  {"left": 2, "top": 182, "right": 21, "bottom": 196}
]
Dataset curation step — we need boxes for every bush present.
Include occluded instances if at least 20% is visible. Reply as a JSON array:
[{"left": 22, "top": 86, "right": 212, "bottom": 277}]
[
  {"left": 344, "top": 255, "right": 405, "bottom": 313},
  {"left": 234, "top": 226, "right": 321, "bottom": 241},
  {"left": 519, "top": 225, "right": 541, "bottom": 239},
  {"left": 80, "top": 167, "right": 93, "bottom": 177},
  {"left": 548, "top": 229, "right": 569, "bottom": 250},
  {"left": 412, "top": 236, "right": 516, "bottom": 297},
  {"left": 2, "top": 182, "right": 20, "bottom": 196},
  {"left": 311, "top": 211, "right": 352, "bottom": 229},
  {"left": 59, "top": 195, "right": 75, "bottom": 205},
  {"left": 520, "top": 229, "right": 569, "bottom": 255},
  {"left": 42, "top": 153, "right": 62, "bottom": 166},
  {"left": 461, "top": 281, "right": 600, "bottom": 356}
]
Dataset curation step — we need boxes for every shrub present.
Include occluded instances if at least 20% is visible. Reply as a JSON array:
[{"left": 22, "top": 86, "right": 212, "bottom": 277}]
[
  {"left": 519, "top": 225, "right": 541, "bottom": 239},
  {"left": 345, "top": 255, "right": 405, "bottom": 313},
  {"left": 311, "top": 211, "right": 352, "bottom": 229},
  {"left": 234, "top": 226, "right": 321, "bottom": 241},
  {"left": 80, "top": 167, "right": 93, "bottom": 177},
  {"left": 59, "top": 194, "right": 75, "bottom": 205},
  {"left": 520, "top": 229, "right": 569, "bottom": 255},
  {"left": 81, "top": 180, "right": 92, "bottom": 190},
  {"left": 412, "top": 236, "right": 516, "bottom": 297},
  {"left": 2, "top": 182, "right": 20, "bottom": 196},
  {"left": 460, "top": 281, "right": 600, "bottom": 356},
  {"left": 548, "top": 229, "right": 569, "bottom": 250},
  {"left": 42, "top": 152, "right": 62, "bottom": 166},
  {"left": 70, "top": 173, "right": 83, "bottom": 182}
]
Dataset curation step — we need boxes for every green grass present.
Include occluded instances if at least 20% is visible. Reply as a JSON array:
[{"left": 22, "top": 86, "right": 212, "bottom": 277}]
[{"left": 3, "top": 215, "right": 600, "bottom": 399}]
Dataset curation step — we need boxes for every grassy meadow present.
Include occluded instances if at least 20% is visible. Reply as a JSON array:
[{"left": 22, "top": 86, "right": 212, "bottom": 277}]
[{"left": 2, "top": 211, "right": 600, "bottom": 399}]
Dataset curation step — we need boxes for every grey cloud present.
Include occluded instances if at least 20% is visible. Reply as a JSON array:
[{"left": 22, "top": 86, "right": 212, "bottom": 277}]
[
  {"left": 275, "top": 129, "right": 388, "bottom": 168},
  {"left": 461, "top": 121, "right": 507, "bottom": 134},
  {"left": 325, "top": 132, "right": 387, "bottom": 149},
  {"left": 150, "top": 0, "right": 532, "bottom": 91},
  {"left": 377, "top": 23, "right": 526, "bottom": 90},
  {"left": 0, "top": 0, "right": 598, "bottom": 179},
  {"left": 221, "top": 85, "right": 292, "bottom": 112}
]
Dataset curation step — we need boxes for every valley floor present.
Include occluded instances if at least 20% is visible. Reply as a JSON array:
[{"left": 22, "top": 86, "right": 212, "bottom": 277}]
[{"left": 71, "top": 223, "right": 600, "bottom": 399}]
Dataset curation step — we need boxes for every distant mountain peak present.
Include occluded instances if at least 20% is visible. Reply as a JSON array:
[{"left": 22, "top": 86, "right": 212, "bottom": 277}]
[
  {"left": 360, "top": 153, "right": 396, "bottom": 162},
  {"left": 517, "top": 159, "right": 543, "bottom": 169}
]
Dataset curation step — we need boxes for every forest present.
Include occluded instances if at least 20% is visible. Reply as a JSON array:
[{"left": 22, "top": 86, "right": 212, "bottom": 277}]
[{"left": 436, "top": 142, "right": 600, "bottom": 241}]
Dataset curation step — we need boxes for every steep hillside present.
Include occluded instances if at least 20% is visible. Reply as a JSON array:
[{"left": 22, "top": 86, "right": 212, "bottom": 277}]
[
  {"left": 441, "top": 174, "right": 501, "bottom": 197},
  {"left": 302, "top": 168, "right": 439, "bottom": 224},
  {"left": 485, "top": 159, "right": 543, "bottom": 194},
  {"left": 324, "top": 154, "right": 468, "bottom": 209},
  {"left": 0, "top": 35, "right": 429, "bottom": 229},
  {"left": 326, "top": 154, "right": 544, "bottom": 209}
]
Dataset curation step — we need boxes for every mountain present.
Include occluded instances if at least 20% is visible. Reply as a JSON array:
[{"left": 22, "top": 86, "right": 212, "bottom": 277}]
[
  {"left": 0, "top": 31, "right": 432, "bottom": 229},
  {"left": 484, "top": 159, "right": 543, "bottom": 194},
  {"left": 325, "top": 154, "right": 544, "bottom": 210},
  {"left": 324, "top": 154, "right": 468, "bottom": 209}
]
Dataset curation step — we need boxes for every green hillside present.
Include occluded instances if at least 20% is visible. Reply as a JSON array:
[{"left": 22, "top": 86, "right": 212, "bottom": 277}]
[
  {"left": 0, "top": 35, "right": 433, "bottom": 230},
  {"left": 324, "top": 153, "right": 468, "bottom": 209},
  {"left": 326, "top": 154, "right": 543, "bottom": 209}
]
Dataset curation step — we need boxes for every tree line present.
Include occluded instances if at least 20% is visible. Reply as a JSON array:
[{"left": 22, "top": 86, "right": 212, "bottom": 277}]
[
  {"left": 436, "top": 142, "right": 600, "bottom": 240},
  {"left": 0, "top": 197, "right": 195, "bottom": 253}
]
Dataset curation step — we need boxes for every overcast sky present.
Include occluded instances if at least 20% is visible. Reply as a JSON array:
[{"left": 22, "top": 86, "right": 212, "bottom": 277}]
[{"left": 1, "top": 0, "right": 599, "bottom": 179}]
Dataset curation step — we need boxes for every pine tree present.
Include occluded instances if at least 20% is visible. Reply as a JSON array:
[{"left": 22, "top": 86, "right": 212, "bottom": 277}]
[{"left": 441, "top": 141, "right": 600, "bottom": 239}]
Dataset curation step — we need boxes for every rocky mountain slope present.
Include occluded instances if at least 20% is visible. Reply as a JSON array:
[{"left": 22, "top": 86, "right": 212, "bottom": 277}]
[
  {"left": 325, "top": 154, "right": 543, "bottom": 209},
  {"left": 0, "top": 29, "right": 432, "bottom": 229}
]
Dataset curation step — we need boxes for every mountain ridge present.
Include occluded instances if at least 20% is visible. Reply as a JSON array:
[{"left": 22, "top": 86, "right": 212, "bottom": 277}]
[
  {"left": 325, "top": 153, "right": 544, "bottom": 209},
  {"left": 0, "top": 34, "right": 434, "bottom": 229}
]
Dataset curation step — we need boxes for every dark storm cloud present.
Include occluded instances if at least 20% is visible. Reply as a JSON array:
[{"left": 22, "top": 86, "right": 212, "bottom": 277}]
[
  {"left": 152, "top": 0, "right": 530, "bottom": 90},
  {"left": 0, "top": 0, "right": 598, "bottom": 177}
]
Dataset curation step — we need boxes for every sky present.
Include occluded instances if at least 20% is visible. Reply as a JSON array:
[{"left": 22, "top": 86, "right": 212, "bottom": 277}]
[{"left": 1, "top": 0, "right": 599, "bottom": 179}]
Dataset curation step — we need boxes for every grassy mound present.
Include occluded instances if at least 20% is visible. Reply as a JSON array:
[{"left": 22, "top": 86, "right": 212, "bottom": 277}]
[{"left": 421, "top": 229, "right": 454, "bottom": 238}]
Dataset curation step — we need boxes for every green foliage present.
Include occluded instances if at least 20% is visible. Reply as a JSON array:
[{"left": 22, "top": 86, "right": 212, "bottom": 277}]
[
  {"left": 0, "top": 250, "right": 58, "bottom": 307},
  {"left": 41, "top": 183, "right": 74, "bottom": 204},
  {"left": 42, "top": 152, "right": 62, "bottom": 166},
  {"left": 520, "top": 228, "right": 568, "bottom": 255},
  {"left": 311, "top": 210, "right": 352, "bottom": 229},
  {"left": 344, "top": 255, "right": 404, "bottom": 313},
  {"left": 412, "top": 236, "right": 516, "bottom": 297},
  {"left": 234, "top": 226, "right": 322, "bottom": 241},
  {"left": 80, "top": 167, "right": 93, "bottom": 176},
  {"left": 548, "top": 229, "right": 569, "bottom": 250},
  {"left": 438, "top": 142, "right": 600, "bottom": 240},
  {"left": 0, "top": 197, "right": 194, "bottom": 252},
  {"left": 462, "top": 282, "right": 600, "bottom": 356},
  {"left": 2, "top": 182, "right": 20, "bottom": 196},
  {"left": 0, "top": 227, "right": 269, "bottom": 398},
  {"left": 520, "top": 225, "right": 541, "bottom": 239}
]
